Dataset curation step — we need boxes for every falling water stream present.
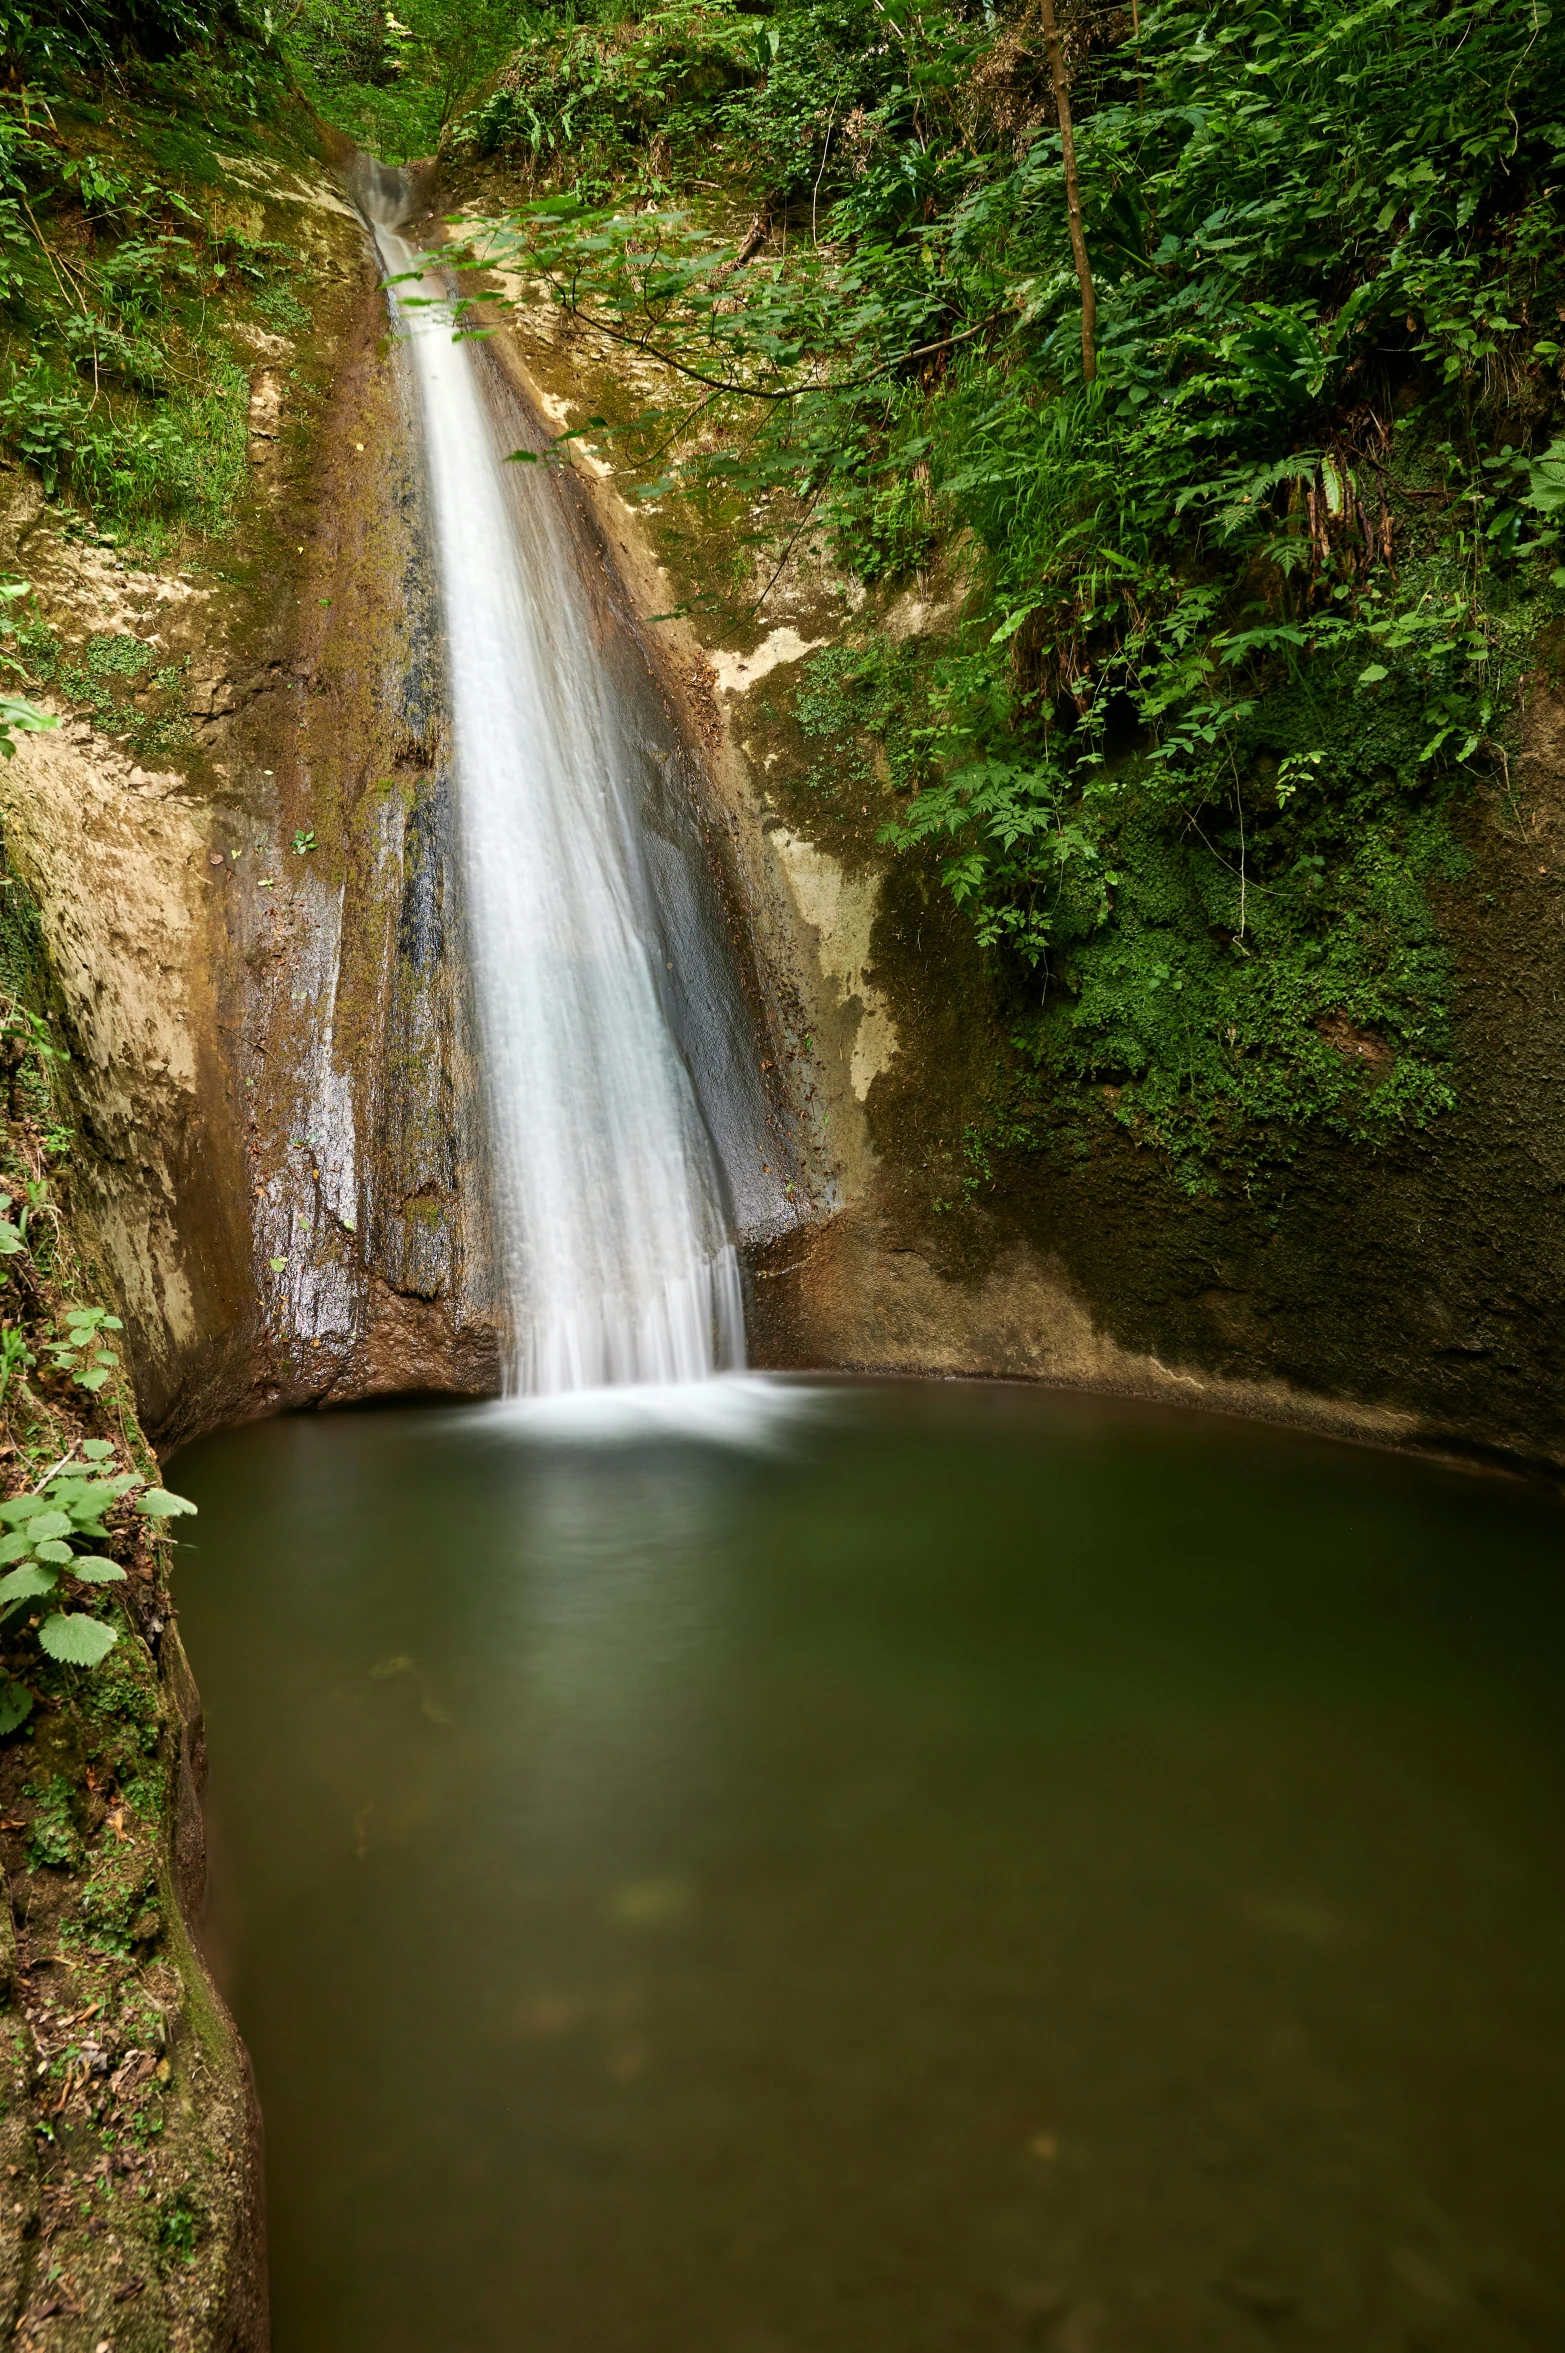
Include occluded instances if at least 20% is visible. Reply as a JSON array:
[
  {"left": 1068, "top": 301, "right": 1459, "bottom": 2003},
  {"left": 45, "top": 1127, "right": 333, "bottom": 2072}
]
[{"left": 362, "top": 170, "right": 747, "bottom": 1392}]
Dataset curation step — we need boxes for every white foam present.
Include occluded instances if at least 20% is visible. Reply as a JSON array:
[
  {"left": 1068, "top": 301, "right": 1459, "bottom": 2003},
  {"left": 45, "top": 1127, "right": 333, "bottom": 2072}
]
[{"left": 475, "top": 1372, "right": 824, "bottom": 1449}]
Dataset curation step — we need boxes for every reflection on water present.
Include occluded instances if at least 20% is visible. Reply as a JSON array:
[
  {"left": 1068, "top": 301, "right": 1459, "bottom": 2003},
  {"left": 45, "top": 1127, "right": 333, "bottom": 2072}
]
[{"left": 172, "top": 1383, "right": 1565, "bottom": 2353}]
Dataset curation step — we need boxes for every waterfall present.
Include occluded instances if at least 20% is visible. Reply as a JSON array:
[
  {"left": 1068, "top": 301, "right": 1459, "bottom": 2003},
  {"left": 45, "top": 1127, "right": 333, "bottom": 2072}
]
[{"left": 363, "top": 178, "right": 747, "bottom": 1394}]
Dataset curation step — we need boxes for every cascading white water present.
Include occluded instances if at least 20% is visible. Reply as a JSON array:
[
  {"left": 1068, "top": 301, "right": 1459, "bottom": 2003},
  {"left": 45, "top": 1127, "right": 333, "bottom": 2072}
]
[{"left": 365, "top": 193, "right": 746, "bottom": 1394}]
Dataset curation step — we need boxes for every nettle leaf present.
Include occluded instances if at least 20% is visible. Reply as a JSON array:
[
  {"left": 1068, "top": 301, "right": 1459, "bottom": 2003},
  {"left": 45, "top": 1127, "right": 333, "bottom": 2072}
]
[
  {"left": 49, "top": 1478, "right": 123, "bottom": 1521},
  {"left": 0, "top": 1676, "right": 32, "bottom": 1735},
  {"left": 69, "top": 1557, "right": 127, "bottom": 1584},
  {"left": 26, "top": 1512, "right": 71, "bottom": 1543},
  {"left": 51, "top": 1473, "right": 137, "bottom": 1507},
  {"left": 0, "top": 1530, "right": 33, "bottom": 1564},
  {"left": 0, "top": 1495, "right": 47, "bottom": 1527},
  {"left": 0, "top": 1563, "right": 58, "bottom": 1603},
  {"left": 137, "top": 1488, "right": 197, "bottom": 1520},
  {"left": 34, "top": 1540, "right": 74, "bottom": 1565},
  {"left": 81, "top": 1440, "right": 114, "bottom": 1463},
  {"left": 38, "top": 1612, "right": 118, "bottom": 1667}
]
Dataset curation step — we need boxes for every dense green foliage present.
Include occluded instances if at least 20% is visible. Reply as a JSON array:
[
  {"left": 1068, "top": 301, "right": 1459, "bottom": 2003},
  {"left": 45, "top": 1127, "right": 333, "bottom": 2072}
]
[
  {"left": 287, "top": 0, "right": 521, "bottom": 157},
  {"left": 5, "top": 0, "right": 1562, "bottom": 1185},
  {"left": 436, "top": 0, "right": 1565, "bottom": 1181},
  {"left": 0, "top": 0, "right": 311, "bottom": 555}
]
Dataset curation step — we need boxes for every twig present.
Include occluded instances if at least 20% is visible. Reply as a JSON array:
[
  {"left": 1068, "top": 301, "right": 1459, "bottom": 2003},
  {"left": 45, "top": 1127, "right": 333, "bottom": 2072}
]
[
  {"left": 812, "top": 105, "right": 839, "bottom": 246},
  {"left": 31, "top": 1445, "right": 79, "bottom": 1492},
  {"left": 749, "top": 481, "right": 829, "bottom": 617},
  {"left": 19, "top": 194, "right": 88, "bottom": 316},
  {"left": 1038, "top": 0, "right": 1097, "bottom": 381},
  {"left": 530, "top": 295, "right": 999, "bottom": 404}
]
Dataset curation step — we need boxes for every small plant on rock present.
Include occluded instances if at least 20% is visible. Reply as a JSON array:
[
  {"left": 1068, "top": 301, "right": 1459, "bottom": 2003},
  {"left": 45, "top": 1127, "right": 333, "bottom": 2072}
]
[
  {"left": 46, "top": 1305, "right": 123, "bottom": 1393},
  {"left": 0, "top": 1444, "right": 196, "bottom": 1729}
]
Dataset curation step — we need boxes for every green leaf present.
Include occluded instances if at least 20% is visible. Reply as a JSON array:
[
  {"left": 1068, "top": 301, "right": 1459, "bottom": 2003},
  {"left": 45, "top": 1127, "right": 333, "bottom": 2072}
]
[
  {"left": 137, "top": 1488, "right": 197, "bottom": 1520},
  {"left": 1356, "top": 662, "right": 1389, "bottom": 688},
  {"left": 38, "top": 1612, "right": 117, "bottom": 1666},
  {"left": 73, "top": 1368, "right": 110, "bottom": 1392},
  {"left": 26, "top": 1512, "right": 71, "bottom": 1542},
  {"left": 1523, "top": 441, "right": 1565, "bottom": 519},
  {"left": 0, "top": 1677, "right": 32, "bottom": 1736},
  {"left": 52, "top": 1479, "right": 121, "bottom": 1527},
  {"left": 81, "top": 1440, "right": 114, "bottom": 1462},
  {"left": 69, "top": 1557, "right": 126, "bottom": 1584},
  {"left": 0, "top": 1564, "right": 57, "bottom": 1603},
  {"left": 0, "top": 1495, "right": 47, "bottom": 1527},
  {"left": 33, "top": 1540, "right": 74, "bottom": 1565},
  {"left": 0, "top": 1530, "right": 33, "bottom": 1563}
]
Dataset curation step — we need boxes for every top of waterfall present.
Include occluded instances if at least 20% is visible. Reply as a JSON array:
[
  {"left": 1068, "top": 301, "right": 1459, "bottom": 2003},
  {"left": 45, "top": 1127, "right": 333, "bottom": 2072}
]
[{"left": 345, "top": 154, "right": 419, "bottom": 233}]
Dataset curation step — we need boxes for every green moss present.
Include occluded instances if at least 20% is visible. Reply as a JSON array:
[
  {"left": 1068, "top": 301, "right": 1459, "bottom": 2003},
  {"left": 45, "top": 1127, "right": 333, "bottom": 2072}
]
[
  {"left": 24, "top": 1773, "right": 83, "bottom": 1873},
  {"left": 80, "top": 1648, "right": 162, "bottom": 1761},
  {"left": 21, "top": 626, "right": 194, "bottom": 761},
  {"left": 0, "top": 830, "right": 51, "bottom": 1009},
  {"left": 251, "top": 279, "right": 312, "bottom": 336},
  {"left": 156, "top": 2189, "right": 199, "bottom": 2265},
  {"left": 72, "top": 1831, "right": 162, "bottom": 1956}
]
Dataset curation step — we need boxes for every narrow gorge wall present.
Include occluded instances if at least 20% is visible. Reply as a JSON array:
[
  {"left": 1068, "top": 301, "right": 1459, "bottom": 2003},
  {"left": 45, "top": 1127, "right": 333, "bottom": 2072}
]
[
  {"left": 5, "top": 144, "right": 1563, "bottom": 1477},
  {"left": 0, "top": 149, "right": 818, "bottom": 1450},
  {"left": 0, "top": 154, "right": 502, "bottom": 1450}
]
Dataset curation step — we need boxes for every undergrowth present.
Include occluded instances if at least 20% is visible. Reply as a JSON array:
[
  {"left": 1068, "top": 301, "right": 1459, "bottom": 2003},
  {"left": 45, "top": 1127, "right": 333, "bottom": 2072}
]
[
  {"left": 0, "top": 0, "right": 315, "bottom": 558},
  {"left": 419, "top": 0, "right": 1565, "bottom": 1185},
  {"left": 0, "top": 831, "right": 194, "bottom": 1735}
]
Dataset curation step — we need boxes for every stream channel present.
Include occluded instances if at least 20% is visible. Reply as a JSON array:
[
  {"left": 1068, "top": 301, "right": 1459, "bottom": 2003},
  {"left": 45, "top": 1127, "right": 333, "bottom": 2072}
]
[{"left": 170, "top": 1381, "right": 1565, "bottom": 2352}]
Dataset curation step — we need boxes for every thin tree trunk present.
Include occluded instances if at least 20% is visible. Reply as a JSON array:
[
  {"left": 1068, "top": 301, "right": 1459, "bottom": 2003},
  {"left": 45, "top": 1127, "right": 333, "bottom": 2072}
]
[{"left": 1038, "top": 0, "right": 1097, "bottom": 382}]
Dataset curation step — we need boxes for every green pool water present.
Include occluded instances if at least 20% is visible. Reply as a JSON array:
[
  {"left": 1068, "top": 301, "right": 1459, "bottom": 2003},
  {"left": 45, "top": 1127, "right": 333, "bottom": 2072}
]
[{"left": 171, "top": 1380, "right": 1565, "bottom": 2353}]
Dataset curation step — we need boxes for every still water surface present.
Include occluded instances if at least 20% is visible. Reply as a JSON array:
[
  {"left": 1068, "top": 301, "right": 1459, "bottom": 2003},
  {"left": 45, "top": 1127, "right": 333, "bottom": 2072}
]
[{"left": 172, "top": 1382, "right": 1565, "bottom": 2353}]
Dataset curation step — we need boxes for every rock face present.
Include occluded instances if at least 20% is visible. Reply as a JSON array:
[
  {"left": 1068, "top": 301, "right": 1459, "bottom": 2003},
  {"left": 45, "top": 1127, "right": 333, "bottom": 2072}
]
[
  {"left": 0, "top": 153, "right": 816, "bottom": 1453},
  {"left": 3, "top": 150, "right": 1563, "bottom": 1474},
  {"left": 0, "top": 160, "right": 502, "bottom": 1448},
  {"left": 0, "top": 1622, "right": 267, "bottom": 2352},
  {"left": 735, "top": 646, "right": 1565, "bottom": 1473}
]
